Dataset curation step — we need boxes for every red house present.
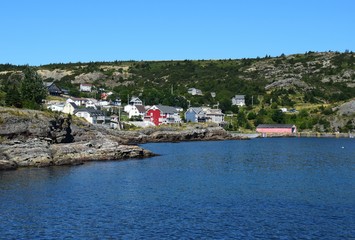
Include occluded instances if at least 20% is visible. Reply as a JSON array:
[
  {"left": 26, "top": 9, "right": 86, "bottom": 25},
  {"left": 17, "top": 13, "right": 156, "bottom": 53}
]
[
  {"left": 145, "top": 105, "right": 181, "bottom": 126},
  {"left": 256, "top": 124, "right": 297, "bottom": 135}
]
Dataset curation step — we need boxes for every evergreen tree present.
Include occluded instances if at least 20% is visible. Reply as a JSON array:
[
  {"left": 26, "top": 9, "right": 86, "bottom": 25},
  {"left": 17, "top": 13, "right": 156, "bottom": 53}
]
[
  {"left": 5, "top": 85, "right": 22, "bottom": 108},
  {"left": 20, "top": 66, "right": 47, "bottom": 109}
]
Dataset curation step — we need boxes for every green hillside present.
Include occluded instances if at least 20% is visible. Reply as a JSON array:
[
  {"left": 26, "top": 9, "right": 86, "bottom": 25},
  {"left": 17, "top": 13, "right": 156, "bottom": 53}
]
[{"left": 0, "top": 51, "right": 354, "bottom": 132}]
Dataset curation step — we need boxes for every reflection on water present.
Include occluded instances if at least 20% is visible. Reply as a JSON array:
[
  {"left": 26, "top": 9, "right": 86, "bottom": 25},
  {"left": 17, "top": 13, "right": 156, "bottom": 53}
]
[{"left": 0, "top": 138, "right": 354, "bottom": 239}]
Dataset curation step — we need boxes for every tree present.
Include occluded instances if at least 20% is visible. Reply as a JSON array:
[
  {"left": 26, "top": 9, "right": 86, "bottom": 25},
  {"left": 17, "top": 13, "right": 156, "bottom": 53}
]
[
  {"left": 5, "top": 85, "right": 22, "bottom": 108},
  {"left": 20, "top": 67, "right": 47, "bottom": 109},
  {"left": 271, "top": 109, "right": 285, "bottom": 123},
  {"left": 2, "top": 73, "right": 23, "bottom": 107},
  {"left": 237, "top": 111, "right": 247, "bottom": 128}
]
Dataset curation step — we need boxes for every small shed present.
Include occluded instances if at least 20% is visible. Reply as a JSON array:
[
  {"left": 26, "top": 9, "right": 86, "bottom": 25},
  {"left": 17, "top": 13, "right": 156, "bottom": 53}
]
[{"left": 256, "top": 124, "right": 297, "bottom": 134}]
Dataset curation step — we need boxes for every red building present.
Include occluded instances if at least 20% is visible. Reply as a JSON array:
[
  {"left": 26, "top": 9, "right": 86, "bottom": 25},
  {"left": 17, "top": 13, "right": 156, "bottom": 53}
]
[
  {"left": 256, "top": 124, "right": 297, "bottom": 135},
  {"left": 145, "top": 105, "right": 181, "bottom": 126}
]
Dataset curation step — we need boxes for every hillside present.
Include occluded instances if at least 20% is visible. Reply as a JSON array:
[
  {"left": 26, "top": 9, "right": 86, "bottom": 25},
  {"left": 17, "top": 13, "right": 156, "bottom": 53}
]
[{"left": 0, "top": 51, "right": 354, "bottom": 132}]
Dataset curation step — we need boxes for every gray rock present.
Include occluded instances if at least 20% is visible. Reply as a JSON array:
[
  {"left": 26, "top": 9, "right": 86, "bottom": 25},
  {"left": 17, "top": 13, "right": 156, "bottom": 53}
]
[
  {"left": 50, "top": 138, "right": 154, "bottom": 166},
  {"left": 0, "top": 140, "right": 52, "bottom": 167},
  {"left": 73, "top": 71, "right": 107, "bottom": 84},
  {"left": 0, "top": 160, "right": 18, "bottom": 170},
  {"left": 265, "top": 78, "right": 311, "bottom": 90},
  {"left": 337, "top": 100, "right": 355, "bottom": 116}
]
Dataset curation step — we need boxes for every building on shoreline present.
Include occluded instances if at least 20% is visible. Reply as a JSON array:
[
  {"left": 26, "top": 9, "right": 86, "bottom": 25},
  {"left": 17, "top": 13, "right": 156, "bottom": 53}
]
[{"left": 256, "top": 124, "right": 297, "bottom": 134}]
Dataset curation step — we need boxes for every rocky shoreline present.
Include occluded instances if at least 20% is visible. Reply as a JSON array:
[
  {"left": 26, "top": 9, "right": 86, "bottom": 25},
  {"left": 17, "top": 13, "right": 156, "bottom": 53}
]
[{"left": 0, "top": 107, "right": 242, "bottom": 171}]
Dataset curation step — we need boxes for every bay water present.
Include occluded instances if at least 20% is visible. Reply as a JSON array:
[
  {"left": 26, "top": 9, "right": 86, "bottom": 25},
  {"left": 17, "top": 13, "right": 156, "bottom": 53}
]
[{"left": 0, "top": 138, "right": 354, "bottom": 239}]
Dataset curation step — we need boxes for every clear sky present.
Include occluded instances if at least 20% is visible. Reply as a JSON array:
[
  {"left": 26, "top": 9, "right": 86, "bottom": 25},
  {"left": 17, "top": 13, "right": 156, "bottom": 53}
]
[{"left": 1, "top": 0, "right": 354, "bottom": 66}]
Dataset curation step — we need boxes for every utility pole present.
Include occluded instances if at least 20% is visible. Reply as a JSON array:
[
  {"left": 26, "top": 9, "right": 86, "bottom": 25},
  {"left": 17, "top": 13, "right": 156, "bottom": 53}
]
[{"left": 252, "top": 95, "right": 254, "bottom": 106}]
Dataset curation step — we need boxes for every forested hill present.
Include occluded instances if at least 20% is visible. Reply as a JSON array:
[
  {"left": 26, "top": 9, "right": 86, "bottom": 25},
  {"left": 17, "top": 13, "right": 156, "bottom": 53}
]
[{"left": 0, "top": 51, "right": 354, "bottom": 132}]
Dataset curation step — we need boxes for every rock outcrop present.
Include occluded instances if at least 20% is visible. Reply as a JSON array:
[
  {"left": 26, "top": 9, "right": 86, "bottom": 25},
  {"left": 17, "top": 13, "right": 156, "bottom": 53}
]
[
  {"left": 0, "top": 107, "right": 155, "bottom": 170},
  {"left": 85, "top": 125, "right": 241, "bottom": 144},
  {"left": 0, "top": 107, "right": 237, "bottom": 171}
]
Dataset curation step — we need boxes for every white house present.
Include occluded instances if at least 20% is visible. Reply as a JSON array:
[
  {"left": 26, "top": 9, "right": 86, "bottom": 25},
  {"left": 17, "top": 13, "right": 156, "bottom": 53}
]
[
  {"left": 205, "top": 108, "right": 225, "bottom": 124},
  {"left": 66, "top": 97, "right": 87, "bottom": 107},
  {"left": 129, "top": 96, "right": 143, "bottom": 105},
  {"left": 79, "top": 83, "right": 93, "bottom": 92},
  {"left": 231, "top": 95, "right": 246, "bottom": 107},
  {"left": 47, "top": 103, "right": 65, "bottom": 112},
  {"left": 98, "top": 100, "right": 110, "bottom": 107},
  {"left": 124, "top": 97, "right": 143, "bottom": 113},
  {"left": 188, "top": 88, "right": 203, "bottom": 96},
  {"left": 127, "top": 105, "right": 146, "bottom": 119},
  {"left": 85, "top": 99, "right": 98, "bottom": 109},
  {"left": 74, "top": 108, "right": 105, "bottom": 124},
  {"left": 62, "top": 102, "right": 78, "bottom": 115}
]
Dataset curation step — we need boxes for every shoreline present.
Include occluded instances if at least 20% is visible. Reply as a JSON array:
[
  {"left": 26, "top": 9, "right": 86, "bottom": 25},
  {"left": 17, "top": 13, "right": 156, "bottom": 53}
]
[
  {"left": 1, "top": 129, "right": 353, "bottom": 171},
  {"left": 0, "top": 105, "right": 353, "bottom": 171},
  {"left": 250, "top": 132, "right": 354, "bottom": 138}
]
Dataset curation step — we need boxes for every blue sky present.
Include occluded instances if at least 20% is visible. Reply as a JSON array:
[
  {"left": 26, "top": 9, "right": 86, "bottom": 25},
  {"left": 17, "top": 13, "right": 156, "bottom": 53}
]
[{"left": 1, "top": 0, "right": 354, "bottom": 66}]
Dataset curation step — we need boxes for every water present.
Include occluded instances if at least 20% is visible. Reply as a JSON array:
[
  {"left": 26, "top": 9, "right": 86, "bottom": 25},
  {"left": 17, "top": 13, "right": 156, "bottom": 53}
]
[{"left": 0, "top": 138, "right": 354, "bottom": 239}]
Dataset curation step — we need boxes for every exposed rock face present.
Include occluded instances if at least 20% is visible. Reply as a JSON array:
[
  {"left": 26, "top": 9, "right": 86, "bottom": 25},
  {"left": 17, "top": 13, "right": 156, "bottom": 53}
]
[
  {"left": 0, "top": 160, "right": 18, "bottom": 170},
  {"left": 337, "top": 99, "right": 355, "bottom": 116},
  {"left": 0, "top": 107, "right": 155, "bottom": 170},
  {"left": 51, "top": 139, "right": 154, "bottom": 166},
  {"left": 0, "top": 139, "right": 52, "bottom": 168},
  {"left": 0, "top": 107, "right": 240, "bottom": 171},
  {"left": 140, "top": 126, "right": 232, "bottom": 143},
  {"left": 73, "top": 71, "right": 107, "bottom": 84},
  {"left": 48, "top": 116, "right": 74, "bottom": 143},
  {"left": 37, "top": 69, "right": 73, "bottom": 81},
  {"left": 0, "top": 138, "right": 154, "bottom": 170},
  {"left": 0, "top": 110, "right": 49, "bottom": 140},
  {"left": 265, "top": 78, "right": 312, "bottom": 90},
  {"left": 85, "top": 125, "right": 238, "bottom": 144}
]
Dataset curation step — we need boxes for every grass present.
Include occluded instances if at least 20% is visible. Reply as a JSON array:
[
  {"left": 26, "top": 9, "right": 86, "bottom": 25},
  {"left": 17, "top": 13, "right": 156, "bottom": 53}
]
[{"left": 46, "top": 95, "right": 66, "bottom": 101}]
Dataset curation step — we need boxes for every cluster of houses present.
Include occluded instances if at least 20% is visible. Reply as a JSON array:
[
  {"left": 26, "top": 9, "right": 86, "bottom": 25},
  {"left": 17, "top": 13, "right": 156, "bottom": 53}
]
[
  {"left": 44, "top": 82, "right": 248, "bottom": 129},
  {"left": 46, "top": 94, "right": 228, "bottom": 128},
  {"left": 44, "top": 82, "right": 298, "bottom": 134}
]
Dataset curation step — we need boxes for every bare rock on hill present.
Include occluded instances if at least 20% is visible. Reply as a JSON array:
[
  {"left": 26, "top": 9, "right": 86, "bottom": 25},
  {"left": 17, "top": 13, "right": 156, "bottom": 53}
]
[
  {"left": 265, "top": 78, "right": 311, "bottom": 90},
  {"left": 337, "top": 99, "right": 355, "bottom": 116},
  {"left": 37, "top": 69, "right": 73, "bottom": 81},
  {"left": 73, "top": 71, "right": 107, "bottom": 84}
]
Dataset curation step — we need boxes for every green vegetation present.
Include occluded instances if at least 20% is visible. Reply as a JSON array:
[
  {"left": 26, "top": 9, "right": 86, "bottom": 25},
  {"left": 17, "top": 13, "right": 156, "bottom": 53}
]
[
  {"left": 0, "top": 51, "right": 354, "bottom": 132},
  {"left": 0, "top": 66, "right": 47, "bottom": 109}
]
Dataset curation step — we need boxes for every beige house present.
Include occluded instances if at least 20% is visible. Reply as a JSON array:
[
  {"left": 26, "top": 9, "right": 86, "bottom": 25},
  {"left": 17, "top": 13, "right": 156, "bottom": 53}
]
[{"left": 62, "top": 102, "right": 78, "bottom": 115}]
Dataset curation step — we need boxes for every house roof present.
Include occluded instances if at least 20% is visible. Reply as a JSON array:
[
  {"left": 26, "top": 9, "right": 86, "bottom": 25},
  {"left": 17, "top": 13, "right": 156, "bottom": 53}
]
[
  {"left": 130, "top": 97, "right": 142, "bottom": 102},
  {"left": 135, "top": 105, "right": 146, "bottom": 113},
  {"left": 205, "top": 108, "right": 224, "bottom": 116},
  {"left": 68, "top": 102, "right": 78, "bottom": 109},
  {"left": 233, "top": 95, "right": 245, "bottom": 99},
  {"left": 257, "top": 124, "right": 296, "bottom": 128},
  {"left": 80, "top": 83, "right": 92, "bottom": 87},
  {"left": 75, "top": 108, "right": 104, "bottom": 116},
  {"left": 69, "top": 97, "right": 87, "bottom": 101},
  {"left": 156, "top": 104, "right": 178, "bottom": 114},
  {"left": 187, "top": 107, "right": 203, "bottom": 114},
  {"left": 43, "top": 82, "right": 54, "bottom": 87}
]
